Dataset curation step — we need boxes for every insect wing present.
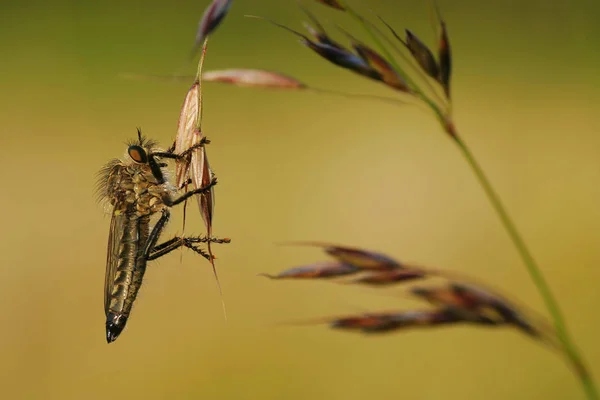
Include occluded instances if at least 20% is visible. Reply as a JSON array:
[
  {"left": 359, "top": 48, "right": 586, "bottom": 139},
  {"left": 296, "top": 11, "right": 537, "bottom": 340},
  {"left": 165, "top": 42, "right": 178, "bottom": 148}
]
[{"left": 104, "top": 211, "right": 127, "bottom": 314}]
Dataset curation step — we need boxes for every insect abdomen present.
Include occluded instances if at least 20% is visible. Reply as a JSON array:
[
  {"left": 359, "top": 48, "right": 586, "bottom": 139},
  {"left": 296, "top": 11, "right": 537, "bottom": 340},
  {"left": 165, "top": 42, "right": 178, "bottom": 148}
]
[
  {"left": 106, "top": 215, "right": 150, "bottom": 342},
  {"left": 123, "top": 216, "right": 151, "bottom": 312}
]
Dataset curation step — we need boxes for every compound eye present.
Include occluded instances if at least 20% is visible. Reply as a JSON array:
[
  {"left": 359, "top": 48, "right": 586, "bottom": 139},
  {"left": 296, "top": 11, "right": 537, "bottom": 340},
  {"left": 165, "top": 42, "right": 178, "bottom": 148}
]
[{"left": 128, "top": 145, "right": 148, "bottom": 163}]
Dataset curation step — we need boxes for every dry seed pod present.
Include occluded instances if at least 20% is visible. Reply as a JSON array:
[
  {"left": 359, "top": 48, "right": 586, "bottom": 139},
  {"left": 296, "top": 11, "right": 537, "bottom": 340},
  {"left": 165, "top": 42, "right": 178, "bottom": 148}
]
[
  {"left": 191, "top": 140, "right": 224, "bottom": 310},
  {"left": 174, "top": 41, "right": 226, "bottom": 315},
  {"left": 174, "top": 83, "right": 200, "bottom": 187},
  {"left": 176, "top": 41, "right": 209, "bottom": 228},
  {"left": 260, "top": 261, "right": 360, "bottom": 279},
  {"left": 197, "top": 152, "right": 220, "bottom": 293},
  {"left": 405, "top": 29, "right": 439, "bottom": 79},
  {"left": 203, "top": 69, "right": 306, "bottom": 89},
  {"left": 191, "top": 148, "right": 215, "bottom": 237}
]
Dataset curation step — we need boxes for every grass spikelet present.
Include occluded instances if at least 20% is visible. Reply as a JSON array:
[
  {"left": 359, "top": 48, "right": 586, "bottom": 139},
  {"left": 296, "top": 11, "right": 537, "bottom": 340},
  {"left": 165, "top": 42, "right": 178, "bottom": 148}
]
[
  {"left": 277, "top": 241, "right": 403, "bottom": 271},
  {"left": 245, "top": 15, "right": 381, "bottom": 81},
  {"left": 404, "top": 29, "right": 440, "bottom": 80},
  {"left": 265, "top": 243, "right": 558, "bottom": 345},
  {"left": 203, "top": 69, "right": 307, "bottom": 89},
  {"left": 346, "top": 269, "right": 427, "bottom": 286},
  {"left": 118, "top": 70, "right": 418, "bottom": 108},
  {"left": 336, "top": 25, "right": 410, "bottom": 92},
  {"left": 259, "top": 261, "right": 360, "bottom": 280},
  {"left": 174, "top": 82, "right": 200, "bottom": 188},
  {"left": 190, "top": 0, "right": 234, "bottom": 61},
  {"left": 328, "top": 309, "right": 464, "bottom": 334},
  {"left": 172, "top": 40, "right": 228, "bottom": 320}
]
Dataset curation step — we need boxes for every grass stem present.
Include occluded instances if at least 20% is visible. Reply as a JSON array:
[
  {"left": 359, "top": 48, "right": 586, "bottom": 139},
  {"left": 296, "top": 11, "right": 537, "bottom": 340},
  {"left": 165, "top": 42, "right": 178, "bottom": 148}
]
[{"left": 453, "top": 134, "right": 598, "bottom": 399}]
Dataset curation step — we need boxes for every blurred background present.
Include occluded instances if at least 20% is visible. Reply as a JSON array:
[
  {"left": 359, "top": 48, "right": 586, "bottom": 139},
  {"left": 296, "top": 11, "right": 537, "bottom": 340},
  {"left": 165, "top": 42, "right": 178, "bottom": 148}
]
[{"left": 1, "top": 0, "right": 599, "bottom": 398}]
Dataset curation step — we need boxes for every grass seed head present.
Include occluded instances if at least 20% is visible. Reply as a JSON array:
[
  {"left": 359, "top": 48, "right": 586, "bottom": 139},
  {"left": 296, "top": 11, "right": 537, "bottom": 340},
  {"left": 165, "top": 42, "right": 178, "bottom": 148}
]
[
  {"left": 405, "top": 29, "right": 440, "bottom": 79},
  {"left": 203, "top": 69, "right": 307, "bottom": 89},
  {"left": 260, "top": 261, "right": 360, "bottom": 279},
  {"left": 190, "top": 0, "right": 234, "bottom": 60},
  {"left": 347, "top": 269, "right": 426, "bottom": 286}
]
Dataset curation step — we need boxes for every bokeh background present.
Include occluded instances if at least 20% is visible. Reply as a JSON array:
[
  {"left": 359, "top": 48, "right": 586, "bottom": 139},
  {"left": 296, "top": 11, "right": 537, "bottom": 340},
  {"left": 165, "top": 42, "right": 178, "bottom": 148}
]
[{"left": 1, "top": 0, "right": 599, "bottom": 398}]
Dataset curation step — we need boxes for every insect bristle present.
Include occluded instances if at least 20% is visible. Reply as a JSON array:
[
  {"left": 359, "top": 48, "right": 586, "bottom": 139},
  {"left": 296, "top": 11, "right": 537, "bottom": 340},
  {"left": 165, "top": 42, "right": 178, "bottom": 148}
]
[
  {"left": 125, "top": 128, "right": 160, "bottom": 151},
  {"left": 94, "top": 158, "right": 121, "bottom": 205}
]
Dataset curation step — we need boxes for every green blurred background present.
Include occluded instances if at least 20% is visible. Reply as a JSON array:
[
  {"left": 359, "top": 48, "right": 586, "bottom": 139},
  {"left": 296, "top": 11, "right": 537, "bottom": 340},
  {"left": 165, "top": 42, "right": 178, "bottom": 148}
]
[{"left": 1, "top": 0, "right": 599, "bottom": 398}]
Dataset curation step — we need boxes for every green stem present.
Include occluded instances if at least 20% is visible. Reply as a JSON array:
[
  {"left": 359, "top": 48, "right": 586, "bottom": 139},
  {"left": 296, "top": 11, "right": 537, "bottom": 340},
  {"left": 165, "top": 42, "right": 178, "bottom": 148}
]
[
  {"left": 195, "top": 38, "right": 209, "bottom": 131},
  {"left": 453, "top": 134, "right": 598, "bottom": 399}
]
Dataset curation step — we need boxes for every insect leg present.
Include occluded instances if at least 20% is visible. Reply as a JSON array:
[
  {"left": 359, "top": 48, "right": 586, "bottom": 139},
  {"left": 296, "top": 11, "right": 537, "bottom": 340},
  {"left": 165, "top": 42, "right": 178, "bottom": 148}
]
[
  {"left": 152, "top": 138, "right": 211, "bottom": 160},
  {"left": 163, "top": 177, "right": 217, "bottom": 207},
  {"left": 147, "top": 238, "right": 212, "bottom": 261},
  {"left": 145, "top": 140, "right": 211, "bottom": 185},
  {"left": 185, "top": 236, "right": 231, "bottom": 244},
  {"left": 178, "top": 178, "right": 193, "bottom": 190},
  {"left": 183, "top": 244, "right": 212, "bottom": 261},
  {"left": 147, "top": 235, "right": 229, "bottom": 260},
  {"left": 147, "top": 239, "right": 184, "bottom": 260},
  {"left": 149, "top": 237, "right": 182, "bottom": 254},
  {"left": 141, "top": 208, "right": 171, "bottom": 257},
  {"left": 151, "top": 235, "right": 230, "bottom": 254}
]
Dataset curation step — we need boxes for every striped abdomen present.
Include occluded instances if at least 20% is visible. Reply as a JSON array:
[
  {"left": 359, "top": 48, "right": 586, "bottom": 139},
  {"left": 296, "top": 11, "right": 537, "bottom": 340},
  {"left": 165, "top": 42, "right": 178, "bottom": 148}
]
[{"left": 105, "top": 215, "right": 150, "bottom": 342}]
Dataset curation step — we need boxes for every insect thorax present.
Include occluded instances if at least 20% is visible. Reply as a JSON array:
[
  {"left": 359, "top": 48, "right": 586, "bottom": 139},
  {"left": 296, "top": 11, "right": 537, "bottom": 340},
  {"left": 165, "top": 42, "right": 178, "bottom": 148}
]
[{"left": 106, "top": 162, "right": 170, "bottom": 217}]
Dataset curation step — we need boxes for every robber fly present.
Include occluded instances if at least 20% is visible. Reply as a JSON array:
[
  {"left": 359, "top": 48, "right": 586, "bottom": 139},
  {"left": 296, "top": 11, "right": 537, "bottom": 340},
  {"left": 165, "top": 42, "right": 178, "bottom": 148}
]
[{"left": 96, "top": 129, "right": 229, "bottom": 343}]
